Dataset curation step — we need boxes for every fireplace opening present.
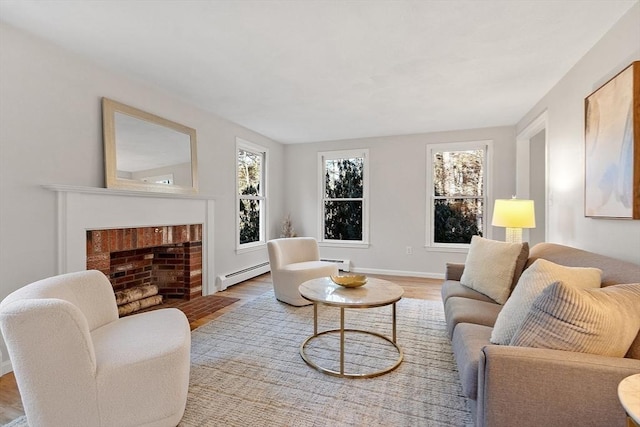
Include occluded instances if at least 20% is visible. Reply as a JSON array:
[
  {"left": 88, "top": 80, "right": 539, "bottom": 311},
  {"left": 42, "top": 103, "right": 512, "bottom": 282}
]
[{"left": 86, "top": 224, "right": 203, "bottom": 315}]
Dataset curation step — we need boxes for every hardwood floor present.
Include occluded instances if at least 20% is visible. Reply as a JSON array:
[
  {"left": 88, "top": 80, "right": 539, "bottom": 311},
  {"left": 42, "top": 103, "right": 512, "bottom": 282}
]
[{"left": 0, "top": 273, "right": 443, "bottom": 424}]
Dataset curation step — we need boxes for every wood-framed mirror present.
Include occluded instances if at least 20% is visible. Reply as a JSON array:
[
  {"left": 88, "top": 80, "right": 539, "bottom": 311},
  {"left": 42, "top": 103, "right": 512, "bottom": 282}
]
[{"left": 102, "top": 97, "right": 198, "bottom": 194}]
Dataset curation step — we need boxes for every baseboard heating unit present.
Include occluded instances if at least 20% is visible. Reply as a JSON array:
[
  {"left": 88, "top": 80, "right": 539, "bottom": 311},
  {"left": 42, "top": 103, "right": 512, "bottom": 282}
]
[
  {"left": 320, "top": 258, "right": 351, "bottom": 272},
  {"left": 216, "top": 261, "right": 270, "bottom": 291}
]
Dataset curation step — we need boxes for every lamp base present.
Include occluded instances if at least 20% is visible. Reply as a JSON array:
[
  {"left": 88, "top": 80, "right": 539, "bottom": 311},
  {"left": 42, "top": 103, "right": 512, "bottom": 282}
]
[{"left": 505, "top": 228, "right": 523, "bottom": 244}]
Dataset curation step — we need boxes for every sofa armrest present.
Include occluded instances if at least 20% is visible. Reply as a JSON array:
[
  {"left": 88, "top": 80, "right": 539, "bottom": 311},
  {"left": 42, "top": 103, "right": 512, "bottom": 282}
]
[
  {"left": 445, "top": 263, "right": 465, "bottom": 281},
  {"left": 477, "top": 345, "right": 640, "bottom": 427}
]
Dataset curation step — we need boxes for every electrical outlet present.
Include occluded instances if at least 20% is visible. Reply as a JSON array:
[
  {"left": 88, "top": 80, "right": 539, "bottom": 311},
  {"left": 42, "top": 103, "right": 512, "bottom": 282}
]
[{"left": 406, "top": 246, "right": 413, "bottom": 255}]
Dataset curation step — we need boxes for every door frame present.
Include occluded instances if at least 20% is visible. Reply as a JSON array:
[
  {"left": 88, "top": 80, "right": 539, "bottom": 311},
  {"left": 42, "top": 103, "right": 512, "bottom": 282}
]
[{"left": 516, "top": 111, "right": 548, "bottom": 243}]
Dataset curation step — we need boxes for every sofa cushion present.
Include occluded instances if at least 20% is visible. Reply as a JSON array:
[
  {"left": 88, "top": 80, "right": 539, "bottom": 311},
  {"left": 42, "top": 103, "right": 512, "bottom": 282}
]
[
  {"left": 444, "top": 297, "right": 502, "bottom": 339},
  {"left": 490, "top": 259, "right": 602, "bottom": 345},
  {"left": 527, "top": 242, "right": 640, "bottom": 287},
  {"left": 511, "top": 282, "right": 640, "bottom": 357},
  {"left": 627, "top": 333, "right": 640, "bottom": 359},
  {"left": 451, "top": 323, "right": 493, "bottom": 400},
  {"left": 441, "top": 280, "right": 496, "bottom": 304},
  {"left": 460, "top": 236, "right": 524, "bottom": 304},
  {"left": 510, "top": 241, "right": 530, "bottom": 290}
]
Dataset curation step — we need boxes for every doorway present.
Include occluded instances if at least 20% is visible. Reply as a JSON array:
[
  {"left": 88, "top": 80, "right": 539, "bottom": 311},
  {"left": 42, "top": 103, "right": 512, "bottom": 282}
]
[
  {"left": 529, "top": 130, "right": 546, "bottom": 245},
  {"left": 516, "top": 112, "right": 548, "bottom": 245}
]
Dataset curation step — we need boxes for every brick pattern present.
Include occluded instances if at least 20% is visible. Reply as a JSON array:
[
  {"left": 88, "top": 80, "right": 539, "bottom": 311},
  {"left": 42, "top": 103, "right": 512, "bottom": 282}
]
[
  {"left": 110, "top": 249, "right": 154, "bottom": 292},
  {"left": 153, "top": 242, "right": 203, "bottom": 300},
  {"left": 86, "top": 224, "right": 203, "bottom": 300}
]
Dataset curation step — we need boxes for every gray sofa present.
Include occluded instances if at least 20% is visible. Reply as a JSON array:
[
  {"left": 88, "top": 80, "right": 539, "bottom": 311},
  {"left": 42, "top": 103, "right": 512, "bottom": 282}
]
[{"left": 442, "top": 242, "right": 640, "bottom": 427}]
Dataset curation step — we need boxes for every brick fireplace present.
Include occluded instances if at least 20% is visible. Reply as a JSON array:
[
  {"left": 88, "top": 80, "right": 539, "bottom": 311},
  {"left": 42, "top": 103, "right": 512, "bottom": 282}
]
[
  {"left": 86, "top": 224, "right": 203, "bottom": 300},
  {"left": 45, "top": 185, "right": 215, "bottom": 296}
]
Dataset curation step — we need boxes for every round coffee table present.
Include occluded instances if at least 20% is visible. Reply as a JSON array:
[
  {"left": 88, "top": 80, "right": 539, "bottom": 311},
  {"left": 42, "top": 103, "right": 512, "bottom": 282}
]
[
  {"left": 618, "top": 374, "right": 640, "bottom": 426},
  {"left": 298, "top": 276, "right": 404, "bottom": 378}
]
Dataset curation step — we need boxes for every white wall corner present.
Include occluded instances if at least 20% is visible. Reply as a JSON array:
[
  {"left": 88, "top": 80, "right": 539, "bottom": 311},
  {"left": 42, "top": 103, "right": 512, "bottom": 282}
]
[{"left": 1, "top": 353, "right": 13, "bottom": 376}]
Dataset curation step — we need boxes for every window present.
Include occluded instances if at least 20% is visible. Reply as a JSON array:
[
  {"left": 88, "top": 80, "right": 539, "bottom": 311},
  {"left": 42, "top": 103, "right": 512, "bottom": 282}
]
[
  {"left": 318, "top": 149, "right": 369, "bottom": 246},
  {"left": 237, "top": 139, "right": 267, "bottom": 249},
  {"left": 140, "top": 174, "right": 174, "bottom": 185},
  {"left": 426, "top": 141, "right": 491, "bottom": 248}
]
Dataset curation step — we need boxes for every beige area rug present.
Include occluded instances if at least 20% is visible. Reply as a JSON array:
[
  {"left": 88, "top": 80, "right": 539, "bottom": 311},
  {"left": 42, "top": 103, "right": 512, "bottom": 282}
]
[
  {"left": 183, "top": 292, "right": 473, "bottom": 426},
  {"left": 5, "top": 291, "right": 472, "bottom": 427}
]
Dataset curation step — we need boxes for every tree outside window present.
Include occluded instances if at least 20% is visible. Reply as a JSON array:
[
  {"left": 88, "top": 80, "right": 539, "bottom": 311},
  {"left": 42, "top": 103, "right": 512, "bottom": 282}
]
[
  {"left": 237, "top": 141, "right": 266, "bottom": 247},
  {"left": 428, "top": 142, "right": 490, "bottom": 246},
  {"left": 319, "top": 150, "right": 369, "bottom": 245}
]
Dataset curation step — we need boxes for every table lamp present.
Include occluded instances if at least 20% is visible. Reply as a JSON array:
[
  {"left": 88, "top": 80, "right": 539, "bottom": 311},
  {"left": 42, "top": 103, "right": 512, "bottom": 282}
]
[{"left": 491, "top": 198, "right": 536, "bottom": 243}]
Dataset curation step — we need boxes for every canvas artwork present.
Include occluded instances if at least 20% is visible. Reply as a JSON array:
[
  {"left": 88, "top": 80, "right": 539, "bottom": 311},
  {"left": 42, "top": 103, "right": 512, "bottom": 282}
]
[{"left": 584, "top": 61, "right": 639, "bottom": 219}]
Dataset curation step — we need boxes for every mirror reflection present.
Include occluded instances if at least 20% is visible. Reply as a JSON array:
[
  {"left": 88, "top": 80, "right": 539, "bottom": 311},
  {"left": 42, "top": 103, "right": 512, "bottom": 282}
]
[{"left": 102, "top": 98, "right": 198, "bottom": 194}]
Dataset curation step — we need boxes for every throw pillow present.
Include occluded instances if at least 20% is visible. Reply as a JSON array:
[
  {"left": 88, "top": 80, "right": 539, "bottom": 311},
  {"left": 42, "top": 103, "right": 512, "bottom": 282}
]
[
  {"left": 510, "top": 282, "right": 640, "bottom": 357},
  {"left": 460, "top": 236, "right": 523, "bottom": 304},
  {"left": 490, "top": 259, "right": 602, "bottom": 345}
]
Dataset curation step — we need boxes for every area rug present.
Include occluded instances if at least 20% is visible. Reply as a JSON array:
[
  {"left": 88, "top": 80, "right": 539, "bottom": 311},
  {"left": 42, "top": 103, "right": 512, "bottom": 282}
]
[
  {"left": 4, "top": 292, "right": 472, "bottom": 427},
  {"left": 186, "top": 291, "right": 472, "bottom": 426}
]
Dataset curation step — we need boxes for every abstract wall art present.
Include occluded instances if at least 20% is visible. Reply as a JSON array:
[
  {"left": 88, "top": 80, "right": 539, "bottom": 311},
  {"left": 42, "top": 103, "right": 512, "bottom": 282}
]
[{"left": 584, "top": 61, "right": 639, "bottom": 219}]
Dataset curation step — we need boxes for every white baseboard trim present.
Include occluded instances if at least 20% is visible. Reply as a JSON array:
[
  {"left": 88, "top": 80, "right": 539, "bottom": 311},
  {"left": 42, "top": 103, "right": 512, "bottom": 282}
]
[
  {"left": 319, "top": 258, "right": 350, "bottom": 272},
  {"left": 350, "top": 267, "right": 444, "bottom": 280},
  {"left": 1, "top": 358, "right": 13, "bottom": 376},
  {"left": 216, "top": 262, "right": 270, "bottom": 291}
]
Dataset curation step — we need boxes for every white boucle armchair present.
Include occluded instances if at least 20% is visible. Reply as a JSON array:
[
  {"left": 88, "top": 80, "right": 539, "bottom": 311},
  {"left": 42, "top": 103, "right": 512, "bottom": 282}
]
[
  {"left": 0, "top": 270, "right": 191, "bottom": 427},
  {"left": 267, "top": 237, "right": 339, "bottom": 306}
]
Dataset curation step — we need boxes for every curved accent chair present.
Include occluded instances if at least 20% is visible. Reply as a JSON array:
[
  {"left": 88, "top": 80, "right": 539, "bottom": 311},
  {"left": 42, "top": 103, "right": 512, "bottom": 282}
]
[
  {"left": 267, "top": 237, "right": 339, "bottom": 306},
  {"left": 0, "top": 270, "right": 191, "bottom": 427}
]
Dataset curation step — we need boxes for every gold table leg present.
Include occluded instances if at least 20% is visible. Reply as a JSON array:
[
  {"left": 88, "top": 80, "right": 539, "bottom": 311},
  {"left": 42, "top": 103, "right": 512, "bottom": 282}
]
[
  {"left": 392, "top": 302, "right": 397, "bottom": 343},
  {"left": 300, "top": 303, "right": 403, "bottom": 379},
  {"left": 313, "top": 303, "right": 318, "bottom": 336},
  {"left": 340, "top": 307, "right": 345, "bottom": 376}
]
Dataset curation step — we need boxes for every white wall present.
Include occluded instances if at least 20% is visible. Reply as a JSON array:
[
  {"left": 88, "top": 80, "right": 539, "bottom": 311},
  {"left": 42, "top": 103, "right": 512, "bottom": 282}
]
[
  {"left": 0, "top": 23, "right": 285, "bottom": 372},
  {"left": 284, "top": 126, "right": 516, "bottom": 277},
  {"left": 529, "top": 130, "right": 546, "bottom": 246},
  {"left": 516, "top": 3, "right": 640, "bottom": 264}
]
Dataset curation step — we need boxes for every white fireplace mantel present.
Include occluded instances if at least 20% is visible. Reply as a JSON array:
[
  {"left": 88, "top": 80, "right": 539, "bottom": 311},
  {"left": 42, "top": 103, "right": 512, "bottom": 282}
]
[{"left": 43, "top": 184, "right": 216, "bottom": 295}]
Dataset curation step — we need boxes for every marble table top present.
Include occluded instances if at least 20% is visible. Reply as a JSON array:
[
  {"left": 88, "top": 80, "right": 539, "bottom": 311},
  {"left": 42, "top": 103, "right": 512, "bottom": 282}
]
[
  {"left": 299, "top": 276, "right": 403, "bottom": 308},
  {"left": 619, "top": 373, "right": 640, "bottom": 424}
]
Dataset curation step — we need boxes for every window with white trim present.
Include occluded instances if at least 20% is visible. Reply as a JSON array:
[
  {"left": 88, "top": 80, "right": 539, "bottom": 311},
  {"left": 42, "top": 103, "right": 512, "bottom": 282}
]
[
  {"left": 426, "top": 141, "right": 491, "bottom": 248},
  {"left": 318, "top": 149, "right": 369, "bottom": 245},
  {"left": 237, "top": 139, "right": 267, "bottom": 249}
]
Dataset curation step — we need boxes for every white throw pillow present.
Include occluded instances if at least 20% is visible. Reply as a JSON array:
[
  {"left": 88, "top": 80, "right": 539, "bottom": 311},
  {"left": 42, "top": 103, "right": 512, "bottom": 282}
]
[
  {"left": 490, "top": 259, "right": 602, "bottom": 345},
  {"left": 460, "top": 236, "right": 523, "bottom": 304}
]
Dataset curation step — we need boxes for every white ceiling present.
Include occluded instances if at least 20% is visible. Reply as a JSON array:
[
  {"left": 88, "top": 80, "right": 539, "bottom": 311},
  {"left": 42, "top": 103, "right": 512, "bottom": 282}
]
[{"left": 0, "top": 0, "right": 637, "bottom": 144}]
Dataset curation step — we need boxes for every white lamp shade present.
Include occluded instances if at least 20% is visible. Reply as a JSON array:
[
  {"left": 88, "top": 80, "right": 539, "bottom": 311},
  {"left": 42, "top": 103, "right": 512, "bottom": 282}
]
[{"left": 492, "top": 199, "right": 536, "bottom": 228}]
